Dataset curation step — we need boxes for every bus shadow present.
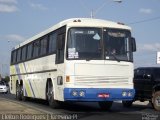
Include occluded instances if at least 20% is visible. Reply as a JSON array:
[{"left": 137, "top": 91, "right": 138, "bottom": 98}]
[
  {"left": 21, "top": 98, "right": 157, "bottom": 113},
  {"left": 61, "top": 101, "right": 159, "bottom": 114},
  {"left": 2, "top": 94, "right": 158, "bottom": 114},
  {"left": 59, "top": 102, "right": 138, "bottom": 112}
]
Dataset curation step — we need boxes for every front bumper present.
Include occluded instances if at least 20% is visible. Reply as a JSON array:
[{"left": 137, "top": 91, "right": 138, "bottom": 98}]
[
  {"left": 0, "top": 88, "right": 8, "bottom": 93},
  {"left": 64, "top": 88, "right": 135, "bottom": 101}
]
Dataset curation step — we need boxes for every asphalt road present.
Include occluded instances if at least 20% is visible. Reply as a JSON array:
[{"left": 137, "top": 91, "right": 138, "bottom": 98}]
[{"left": 0, "top": 93, "right": 160, "bottom": 120}]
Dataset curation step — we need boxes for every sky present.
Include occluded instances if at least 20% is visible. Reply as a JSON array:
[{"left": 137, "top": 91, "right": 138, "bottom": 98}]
[{"left": 0, "top": 0, "right": 160, "bottom": 76}]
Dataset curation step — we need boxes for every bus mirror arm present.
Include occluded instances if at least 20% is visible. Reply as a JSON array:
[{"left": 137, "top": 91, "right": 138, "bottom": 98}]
[{"left": 131, "top": 37, "right": 136, "bottom": 52}]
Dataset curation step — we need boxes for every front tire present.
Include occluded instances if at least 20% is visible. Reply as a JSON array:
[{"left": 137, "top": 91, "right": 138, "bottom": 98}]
[
  {"left": 47, "top": 81, "right": 61, "bottom": 109},
  {"left": 98, "top": 101, "right": 113, "bottom": 110},
  {"left": 152, "top": 91, "right": 160, "bottom": 111},
  {"left": 122, "top": 100, "right": 133, "bottom": 108}
]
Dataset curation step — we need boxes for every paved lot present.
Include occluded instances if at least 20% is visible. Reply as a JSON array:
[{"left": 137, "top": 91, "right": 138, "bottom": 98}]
[
  {"left": 0, "top": 97, "right": 44, "bottom": 114},
  {"left": 0, "top": 93, "right": 160, "bottom": 120}
]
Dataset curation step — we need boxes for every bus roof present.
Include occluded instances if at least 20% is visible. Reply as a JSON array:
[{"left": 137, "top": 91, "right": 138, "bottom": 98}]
[{"left": 13, "top": 18, "right": 131, "bottom": 49}]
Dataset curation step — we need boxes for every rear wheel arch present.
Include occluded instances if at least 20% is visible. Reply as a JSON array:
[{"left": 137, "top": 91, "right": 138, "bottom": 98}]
[
  {"left": 20, "top": 80, "right": 23, "bottom": 86},
  {"left": 16, "top": 80, "right": 19, "bottom": 86}
]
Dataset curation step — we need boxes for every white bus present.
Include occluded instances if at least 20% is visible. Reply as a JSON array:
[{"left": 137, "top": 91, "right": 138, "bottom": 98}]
[{"left": 10, "top": 18, "right": 136, "bottom": 110}]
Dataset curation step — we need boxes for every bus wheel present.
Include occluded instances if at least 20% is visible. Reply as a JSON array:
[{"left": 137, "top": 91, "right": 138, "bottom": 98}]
[
  {"left": 122, "top": 100, "right": 133, "bottom": 108},
  {"left": 152, "top": 91, "right": 160, "bottom": 111},
  {"left": 98, "top": 101, "right": 113, "bottom": 110},
  {"left": 21, "top": 87, "right": 28, "bottom": 101},
  {"left": 47, "top": 82, "right": 61, "bottom": 109},
  {"left": 16, "top": 83, "right": 22, "bottom": 101}
]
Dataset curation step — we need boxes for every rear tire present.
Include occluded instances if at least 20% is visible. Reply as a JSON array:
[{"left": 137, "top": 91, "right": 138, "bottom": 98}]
[
  {"left": 47, "top": 81, "right": 61, "bottom": 109},
  {"left": 122, "top": 100, "right": 133, "bottom": 108},
  {"left": 21, "top": 87, "right": 28, "bottom": 101},
  {"left": 152, "top": 91, "right": 160, "bottom": 111},
  {"left": 98, "top": 101, "right": 113, "bottom": 110},
  {"left": 16, "top": 83, "right": 22, "bottom": 101}
]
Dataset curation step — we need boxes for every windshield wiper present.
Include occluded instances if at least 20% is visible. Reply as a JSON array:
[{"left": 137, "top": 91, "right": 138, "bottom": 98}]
[
  {"left": 86, "top": 58, "right": 91, "bottom": 61},
  {"left": 110, "top": 53, "right": 120, "bottom": 62}
]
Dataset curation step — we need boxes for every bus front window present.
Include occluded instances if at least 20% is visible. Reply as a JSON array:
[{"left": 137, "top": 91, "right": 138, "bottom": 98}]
[
  {"left": 67, "top": 28, "right": 102, "bottom": 60},
  {"left": 103, "top": 29, "right": 133, "bottom": 62}
]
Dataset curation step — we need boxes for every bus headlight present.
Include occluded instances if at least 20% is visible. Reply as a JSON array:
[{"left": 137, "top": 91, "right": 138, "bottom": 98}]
[
  {"left": 122, "top": 91, "right": 133, "bottom": 97},
  {"left": 122, "top": 91, "right": 127, "bottom": 97},
  {"left": 72, "top": 91, "right": 78, "bottom": 96},
  {"left": 128, "top": 91, "right": 132, "bottom": 97},
  {"left": 79, "top": 91, "right": 85, "bottom": 97}
]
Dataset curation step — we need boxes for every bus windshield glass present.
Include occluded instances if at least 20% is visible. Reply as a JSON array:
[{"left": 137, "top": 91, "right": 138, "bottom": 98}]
[
  {"left": 67, "top": 28, "right": 102, "bottom": 60},
  {"left": 67, "top": 27, "right": 133, "bottom": 62},
  {"left": 103, "top": 28, "right": 133, "bottom": 62}
]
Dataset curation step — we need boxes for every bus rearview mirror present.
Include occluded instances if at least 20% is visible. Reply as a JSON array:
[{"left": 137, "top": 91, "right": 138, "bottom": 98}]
[{"left": 131, "top": 37, "right": 136, "bottom": 52}]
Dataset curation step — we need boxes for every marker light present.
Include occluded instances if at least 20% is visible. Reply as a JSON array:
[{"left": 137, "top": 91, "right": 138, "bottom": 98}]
[
  {"left": 117, "top": 22, "right": 125, "bottom": 25},
  {"left": 77, "top": 19, "right": 81, "bottom": 22},
  {"left": 73, "top": 19, "right": 81, "bottom": 22}
]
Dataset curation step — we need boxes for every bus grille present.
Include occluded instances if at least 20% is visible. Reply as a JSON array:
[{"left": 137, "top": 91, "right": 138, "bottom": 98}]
[{"left": 74, "top": 76, "right": 129, "bottom": 86}]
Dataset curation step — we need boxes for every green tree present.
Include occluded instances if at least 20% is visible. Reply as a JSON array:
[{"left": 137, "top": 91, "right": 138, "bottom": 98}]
[{"left": 4, "top": 76, "right": 10, "bottom": 83}]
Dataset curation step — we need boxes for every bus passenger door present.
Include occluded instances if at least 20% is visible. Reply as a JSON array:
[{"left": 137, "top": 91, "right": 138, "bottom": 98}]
[{"left": 55, "top": 31, "right": 65, "bottom": 101}]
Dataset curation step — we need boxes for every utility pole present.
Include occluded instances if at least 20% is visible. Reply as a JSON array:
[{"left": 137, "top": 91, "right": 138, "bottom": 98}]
[{"left": 90, "top": 0, "right": 122, "bottom": 18}]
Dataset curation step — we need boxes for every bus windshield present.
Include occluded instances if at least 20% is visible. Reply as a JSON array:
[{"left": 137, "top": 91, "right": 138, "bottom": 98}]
[
  {"left": 67, "top": 27, "right": 133, "bottom": 62},
  {"left": 104, "top": 28, "right": 133, "bottom": 62},
  {"left": 67, "top": 28, "right": 102, "bottom": 60}
]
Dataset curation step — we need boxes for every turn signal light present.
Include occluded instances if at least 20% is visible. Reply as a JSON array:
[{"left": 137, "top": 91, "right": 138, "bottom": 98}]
[{"left": 66, "top": 76, "right": 70, "bottom": 82}]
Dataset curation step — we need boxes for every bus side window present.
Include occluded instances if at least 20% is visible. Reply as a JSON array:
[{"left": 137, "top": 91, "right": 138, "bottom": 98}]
[
  {"left": 22, "top": 46, "right": 27, "bottom": 61},
  {"left": 27, "top": 43, "right": 33, "bottom": 60},
  {"left": 56, "top": 33, "right": 65, "bottom": 64},
  {"left": 33, "top": 40, "right": 40, "bottom": 58},
  {"left": 11, "top": 51, "right": 14, "bottom": 64},
  {"left": 13, "top": 50, "right": 17, "bottom": 64},
  {"left": 49, "top": 32, "right": 57, "bottom": 54},
  {"left": 40, "top": 36, "right": 48, "bottom": 56},
  {"left": 17, "top": 48, "right": 22, "bottom": 62}
]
